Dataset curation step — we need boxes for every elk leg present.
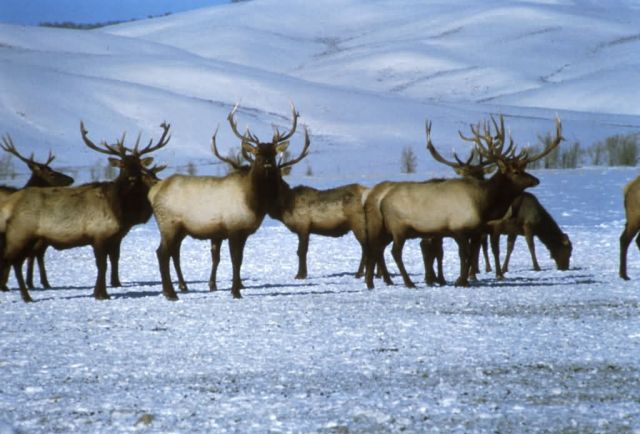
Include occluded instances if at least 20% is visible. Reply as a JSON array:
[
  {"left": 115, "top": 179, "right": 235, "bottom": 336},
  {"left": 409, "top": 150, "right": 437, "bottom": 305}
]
[
  {"left": 209, "top": 239, "right": 222, "bottom": 291},
  {"left": 157, "top": 237, "right": 178, "bottom": 301},
  {"left": 107, "top": 238, "right": 122, "bottom": 287},
  {"left": 524, "top": 224, "right": 541, "bottom": 271},
  {"left": 295, "top": 232, "right": 309, "bottom": 279},
  {"left": 377, "top": 250, "right": 393, "bottom": 285},
  {"left": 620, "top": 223, "right": 637, "bottom": 280},
  {"left": 355, "top": 240, "right": 367, "bottom": 278},
  {"left": 391, "top": 236, "right": 415, "bottom": 288},
  {"left": 26, "top": 255, "right": 35, "bottom": 289},
  {"left": 489, "top": 232, "right": 504, "bottom": 279},
  {"left": 35, "top": 247, "right": 51, "bottom": 289},
  {"left": 453, "top": 235, "right": 470, "bottom": 287},
  {"left": 228, "top": 235, "right": 247, "bottom": 299},
  {"left": 171, "top": 242, "right": 188, "bottom": 292},
  {"left": 468, "top": 234, "right": 482, "bottom": 281},
  {"left": 481, "top": 235, "right": 492, "bottom": 273},
  {"left": 0, "top": 265, "right": 9, "bottom": 291},
  {"left": 421, "top": 237, "right": 438, "bottom": 286},
  {"left": 13, "top": 259, "right": 33, "bottom": 302},
  {"left": 503, "top": 234, "right": 517, "bottom": 274},
  {"left": 93, "top": 245, "right": 110, "bottom": 300},
  {"left": 364, "top": 246, "right": 378, "bottom": 289}
]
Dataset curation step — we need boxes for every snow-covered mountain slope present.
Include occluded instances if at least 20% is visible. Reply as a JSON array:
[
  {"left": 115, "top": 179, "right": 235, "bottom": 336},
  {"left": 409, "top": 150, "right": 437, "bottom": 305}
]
[{"left": 0, "top": 0, "right": 639, "bottom": 180}]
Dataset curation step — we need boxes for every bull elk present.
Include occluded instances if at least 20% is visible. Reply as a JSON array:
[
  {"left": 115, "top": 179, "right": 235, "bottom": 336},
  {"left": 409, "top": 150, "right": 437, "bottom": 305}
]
[
  {"left": 0, "top": 122, "right": 169, "bottom": 302},
  {"left": 420, "top": 136, "right": 495, "bottom": 285},
  {"left": 364, "top": 115, "right": 563, "bottom": 289},
  {"left": 149, "top": 103, "right": 309, "bottom": 300},
  {"left": 619, "top": 176, "right": 640, "bottom": 279},
  {"left": 0, "top": 135, "right": 74, "bottom": 290},
  {"left": 268, "top": 181, "right": 371, "bottom": 279},
  {"left": 488, "top": 192, "right": 572, "bottom": 275}
]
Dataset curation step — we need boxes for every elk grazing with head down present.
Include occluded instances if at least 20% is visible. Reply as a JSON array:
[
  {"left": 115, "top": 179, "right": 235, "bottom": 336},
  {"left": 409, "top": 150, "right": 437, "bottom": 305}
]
[
  {"left": 0, "top": 122, "right": 169, "bottom": 302},
  {"left": 149, "top": 103, "right": 309, "bottom": 300},
  {"left": 0, "top": 135, "right": 74, "bottom": 290},
  {"left": 619, "top": 176, "right": 640, "bottom": 280},
  {"left": 420, "top": 135, "right": 495, "bottom": 285},
  {"left": 364, "top": 115, "right": 563, "bottom": 289},
  {"left": 488, "top": 192, "right": 572, "bottom": 276}
]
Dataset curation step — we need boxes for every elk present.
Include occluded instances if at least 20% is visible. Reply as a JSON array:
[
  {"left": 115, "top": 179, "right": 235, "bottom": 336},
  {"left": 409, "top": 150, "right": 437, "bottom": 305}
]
[
  {"left": 619, "top": 176, "right": 640, "bottom": 279},
  {"left": 364, "top": 115, "right": 563, "bottom": 289},
  {"left": 267, "top": 181, "right": 371, "bottom": 279},
  {"left": 149, "top": 103, "right": 309, "bottom": 300},
  {"left": 488, "top": 192, "right": 572, "bottom": 275},
  {"left": 0, "top": 135, "right": 74, "bottom": 290},
  {"left": 0, "top": 122, "right": 169, "bottom": 302},
  {"left": 420, "top": 135, "right": 495, "bottom": 285}
]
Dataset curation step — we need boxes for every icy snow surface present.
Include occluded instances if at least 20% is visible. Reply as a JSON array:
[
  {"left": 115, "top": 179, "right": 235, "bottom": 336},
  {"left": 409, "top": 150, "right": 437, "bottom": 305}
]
[{"left": 1, "top": 168, "right": 640, "bottom": 432}]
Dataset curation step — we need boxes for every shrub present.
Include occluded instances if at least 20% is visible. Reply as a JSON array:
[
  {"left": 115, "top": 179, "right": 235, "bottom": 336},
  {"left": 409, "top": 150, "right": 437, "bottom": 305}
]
[{"left": 401, "top": 146, "right": 417, "bottom": 173}]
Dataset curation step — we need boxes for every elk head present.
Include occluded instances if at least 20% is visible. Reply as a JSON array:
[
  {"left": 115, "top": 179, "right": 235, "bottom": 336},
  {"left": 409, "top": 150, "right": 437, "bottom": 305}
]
[
  {"left": 553, "top": 233, "right": 572, "bottom": 270},
  {"left": 212, "top": 102, "right": 309, "bottom": 177},
  {"left": 425, "top": 120, "right": 494, "bottom": 180},
  {"left": 459, "top": 115, "right": 563, "bottom": 190},
  {"left": 1, "top": 134, "right": 74, "bottom": 187},
  {"left": 80, "top": 121, "right": 171, "bottom": 189}
]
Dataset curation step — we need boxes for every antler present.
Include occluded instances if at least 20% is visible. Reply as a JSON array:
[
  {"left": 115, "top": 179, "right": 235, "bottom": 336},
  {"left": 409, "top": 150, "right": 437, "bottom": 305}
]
[
  {"left": 211, "top": 126, "right": 245, "bottom": 170},
  {"left": 1, "top": 134, "right": 34, "bottom": 164},
  {"left": 227, "top": 103, "right": 260, "bottom": 149},
  {"left": 80, "top": 121, "right": 126, "bottom": 157},
  {"left": 279, "top": 126, "right": 310, "bottom": 170},
  {"left": 272, "top": 102, "right": 299, "bottom": 144},
  {"left": 426, "top": 120, "right": 478, "bottom": 168},
  {"left": 520, "top": 116, "right": 564, "bottom": 165},
  {"left": 459, "top": 115, "right": 517, "bottom": 164},
  {"left": 134, "top": 122, "right": 171, "bottom": 156}
]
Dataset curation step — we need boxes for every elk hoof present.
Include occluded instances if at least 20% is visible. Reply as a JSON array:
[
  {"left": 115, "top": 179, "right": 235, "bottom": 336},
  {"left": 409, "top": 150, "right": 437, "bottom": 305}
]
[
  {"left": 454, "top": 278, "right": 469, "bottom": 287},
  {"left": 0, "top": 286, "right": 9, "bottom": 292},
  {"left": 208, "top": 282, "right": 217, "bottom": 292},
  {"left": 231, "top": 291, "right": 243, "bottom": 299},
  {"left": 22, "top": 294, "right": 34, "bottom": 303},
  {"left": 295, "top": 273, "right": 307, "bottom": 280},
  {"left": 94, "top": 293, "right": 111, "bottom": 301},
  {"left": 163, "top": 292, "right": 179, "bottom": 301},
  {"left": 621, "top": 274, "right": 631, "bottom": 281},
  {"left": 178, "top": 283, "right": 189, "bottom": 293}
]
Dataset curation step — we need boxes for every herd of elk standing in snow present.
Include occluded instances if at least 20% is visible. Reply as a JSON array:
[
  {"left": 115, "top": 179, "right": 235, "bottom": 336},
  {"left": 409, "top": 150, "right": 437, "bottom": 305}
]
[{"left": 1, "top": 103, "right": 637, "bottom": 303}]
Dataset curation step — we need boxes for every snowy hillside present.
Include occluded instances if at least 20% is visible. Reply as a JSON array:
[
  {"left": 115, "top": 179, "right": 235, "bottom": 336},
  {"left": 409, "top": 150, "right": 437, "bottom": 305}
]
[{"left": 1, "top": 0, "right": 639, "bottom": 180}]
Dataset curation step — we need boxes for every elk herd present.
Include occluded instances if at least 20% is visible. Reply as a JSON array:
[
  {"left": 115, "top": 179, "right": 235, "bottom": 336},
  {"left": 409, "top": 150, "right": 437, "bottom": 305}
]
[{"left": 1, "top": 102, "right": 635, "bottom": 304}]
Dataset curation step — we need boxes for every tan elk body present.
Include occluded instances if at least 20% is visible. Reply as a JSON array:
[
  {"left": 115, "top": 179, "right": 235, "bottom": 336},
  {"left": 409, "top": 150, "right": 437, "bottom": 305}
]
[
  {"left": 619, "top": 176, "right": 640, "bottom": 279},
  {"left": 0, "top": 122, "right": 169, "bottom": 302},
  {"left": 269, "top": 181, "right": 370, "bottom": 278},
  {"left": 0, "top": 136, "right": 74, "bottom": 290},
  {"left": 364, "top": 116, "right": 562, "bottom": 289},
  {"left": 149, "top": 103, "right": 309, "bottom": 300}
]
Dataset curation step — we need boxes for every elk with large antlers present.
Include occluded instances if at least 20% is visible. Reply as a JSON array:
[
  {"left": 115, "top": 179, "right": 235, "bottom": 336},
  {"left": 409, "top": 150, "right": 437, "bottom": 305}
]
[
  {"left": 420, "top": 131, "right": 495, "bottom": 285},
  {"left": 0, "top": 135, "right": 74, "bottom": 291},
  {"left": 0, "top": 122, "right": 169, "bottom": 302},
  {"left": 149, "top": 103, "right": 309, "bottom": 300},
  {"left": 364, "top": 115, "right": 563, "bottom": 289}
]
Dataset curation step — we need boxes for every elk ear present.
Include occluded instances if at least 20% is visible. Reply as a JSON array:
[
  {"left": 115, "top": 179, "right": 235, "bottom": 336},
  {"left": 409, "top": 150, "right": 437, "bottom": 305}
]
[
  {"left": 276, "top": 141, "right": 289, "bottom": 154},
  {"left": 141, "top": 157, "right": 154, "bottom": 167},
  {"left": 108, "top": 158, "right": 124, "bottom": 168},
  {"left": 242, "top": 141, "right": 258, "bottom": 155}
]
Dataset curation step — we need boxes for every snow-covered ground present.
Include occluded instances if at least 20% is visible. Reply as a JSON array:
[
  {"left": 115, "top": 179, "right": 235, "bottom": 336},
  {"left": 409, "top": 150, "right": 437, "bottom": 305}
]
[
  {"left": 2, "top": 0, "right": 640, "bottom": 431},
  {"left": 1, "top": 168, "right": 640, "bottom": 432}
]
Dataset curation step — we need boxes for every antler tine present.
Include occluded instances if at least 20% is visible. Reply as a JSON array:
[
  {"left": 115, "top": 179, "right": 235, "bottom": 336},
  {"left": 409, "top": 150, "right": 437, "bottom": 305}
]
[
  {"left": 80, "top": 121, "right": 124, "bottom": 156},
  {"left": 210, "top": 125, "right": 244, "bottom": 170},
  {"left": 137, "top": 122, "right": 171, "bottom": 156},
  {"left": 227, "top": 103, "right": 259, "bottom": 147},
  {"left": 279, "top": 125, "right": 310, "bottom": 170},
  {"left": 45, "top": 150, "right": 56, "bottom": 165},
  {"left": 273, "top": 102, "right": 299, "bottom": 144},
  {"left": 1, "top": 134, "right": 32, "bottom": 164},
  {"left": 521, "top": 116, "right": 564, "bottom": 165},
  {"left": 426, "top": 120, "right": 460, "bottom": 168}
]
